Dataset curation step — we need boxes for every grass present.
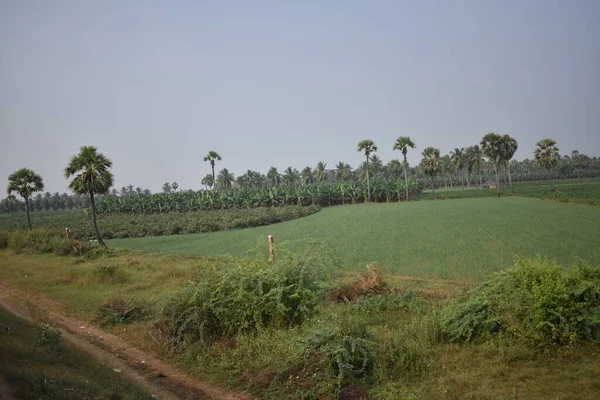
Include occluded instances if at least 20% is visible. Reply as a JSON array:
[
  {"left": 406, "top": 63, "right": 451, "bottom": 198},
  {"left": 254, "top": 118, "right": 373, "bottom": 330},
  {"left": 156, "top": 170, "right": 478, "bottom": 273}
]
[
  {"left": 111, "top": 197, "right": 600, "bottom": 280},
  {"left": 0, "top": 306, "right": 151, "bottom": 399}
]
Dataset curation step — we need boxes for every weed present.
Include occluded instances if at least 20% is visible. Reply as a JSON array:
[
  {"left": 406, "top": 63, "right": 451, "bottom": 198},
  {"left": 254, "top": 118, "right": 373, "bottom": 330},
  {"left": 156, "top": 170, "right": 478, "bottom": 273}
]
[
  {"left": 95, "top": 264, "right": 127, "bottom": 284},
  {"left": 328, "top": 264, "right": 390, "bottom": 303},
  {"left": 96, "top": 295, "right": 149, "bottom": 326},
  {"left": 36, "top": 323, "right": 62, "bottom": 349}
]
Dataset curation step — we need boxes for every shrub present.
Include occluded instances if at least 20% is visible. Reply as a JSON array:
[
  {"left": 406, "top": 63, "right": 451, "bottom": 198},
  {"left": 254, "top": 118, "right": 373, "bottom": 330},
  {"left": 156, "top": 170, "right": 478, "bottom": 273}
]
[
  {"left": 95, "top": 264, "right": 127, "bottom": 284},
  {"left": 328, "top": 264, "right": 390, "bottom": 303},
  {"left": 441, "top": 258, "right": 600, "bottom": 346},
  {"left": 159, "top": 241, "right": 334, "bottom": 347},
  {"left": 36, "top": 323, "right": 62, "bottom": 349},
  {"left": 96, "top": 296, "right": 149, "bottom": 326},
  {"left": 0, "top": 231, "right": 8, "bottom": 249}
]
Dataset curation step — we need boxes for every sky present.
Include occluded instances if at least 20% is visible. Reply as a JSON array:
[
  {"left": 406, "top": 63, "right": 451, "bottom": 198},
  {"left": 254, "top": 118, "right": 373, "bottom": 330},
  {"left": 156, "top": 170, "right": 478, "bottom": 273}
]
[{"left": 1, "top": 0, "right": 599, "bottom": 194}]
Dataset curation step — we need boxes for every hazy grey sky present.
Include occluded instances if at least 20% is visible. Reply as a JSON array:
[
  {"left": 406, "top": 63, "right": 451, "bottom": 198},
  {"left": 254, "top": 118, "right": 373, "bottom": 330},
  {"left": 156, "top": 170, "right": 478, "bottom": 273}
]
[{"left": 1, "top": 0, "right": 599, "bottom": 193}]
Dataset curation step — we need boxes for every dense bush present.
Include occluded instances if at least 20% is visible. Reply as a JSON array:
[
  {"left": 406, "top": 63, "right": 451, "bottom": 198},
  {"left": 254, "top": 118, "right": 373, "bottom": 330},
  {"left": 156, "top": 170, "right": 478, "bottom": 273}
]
[
  {"left": 159, "top": 241, "right": 335, "bottom": 348},
  {"left": 0, "top": 205, "right": 321, "bottom": 240},
  {"left": 3, "top": 229, "right": 96, "bottom": 257},
  {"left": 441, "top": 258, "right": 600, "bottom": 346}
]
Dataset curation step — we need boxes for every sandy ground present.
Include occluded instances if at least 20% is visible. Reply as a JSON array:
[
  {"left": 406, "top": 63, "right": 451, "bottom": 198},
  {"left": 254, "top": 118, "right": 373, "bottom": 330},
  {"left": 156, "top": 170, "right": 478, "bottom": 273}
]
[{"left": 0, "top": 282, "right": 252, "bottom": 400}]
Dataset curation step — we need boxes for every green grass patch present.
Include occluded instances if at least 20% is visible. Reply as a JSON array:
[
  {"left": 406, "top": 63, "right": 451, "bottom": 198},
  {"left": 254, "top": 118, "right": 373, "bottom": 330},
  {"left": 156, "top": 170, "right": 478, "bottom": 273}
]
[
  {"left": 0, "top": 306, "right": 151, "bottom": 399},
  {"left": 111, "top": 197, "right": 600, "bottom": 280}
]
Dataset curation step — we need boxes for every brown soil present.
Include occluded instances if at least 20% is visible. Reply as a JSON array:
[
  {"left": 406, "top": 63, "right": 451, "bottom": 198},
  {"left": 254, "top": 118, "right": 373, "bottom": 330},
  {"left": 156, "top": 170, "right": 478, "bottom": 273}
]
[{"left": 0, "top": 282, "right": 252, "bottom": 400}]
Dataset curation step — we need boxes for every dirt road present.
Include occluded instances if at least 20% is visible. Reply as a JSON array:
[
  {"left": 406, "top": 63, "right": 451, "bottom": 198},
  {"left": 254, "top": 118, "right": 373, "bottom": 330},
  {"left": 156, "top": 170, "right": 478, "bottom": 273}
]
[{"left": 0, "top": 283, "right": 251, "bottom": 400}]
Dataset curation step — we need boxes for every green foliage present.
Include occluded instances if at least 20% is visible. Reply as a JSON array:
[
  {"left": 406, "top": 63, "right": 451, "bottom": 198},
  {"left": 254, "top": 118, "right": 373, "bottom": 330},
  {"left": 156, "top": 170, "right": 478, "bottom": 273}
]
[
  {"left": 0, "top": 231, "right": 8, "bottom": 249},
  {"left": 36, "top": 323, "right": 62, "bottom": 349},
  {"left": 0, "top": 205, "right": 321, "bottom": 240},
  {"left": 441, "top": 258, "right": 600, "bottom": 346},
  {"left": 3, "top": 229, "right": 95, "bottom": 257},
  {"left": 159, "top": 241, "right": 334, "bottom": 347}
]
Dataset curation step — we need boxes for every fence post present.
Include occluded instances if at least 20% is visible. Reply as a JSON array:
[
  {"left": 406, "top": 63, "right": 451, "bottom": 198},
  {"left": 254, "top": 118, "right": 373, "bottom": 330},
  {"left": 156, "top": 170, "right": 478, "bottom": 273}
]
[
  {"left": 65, "top": 228, "right": 71, "bottom": 240},
  {"left": 268, "top": 235, "right": 274, "bottom": 263}
]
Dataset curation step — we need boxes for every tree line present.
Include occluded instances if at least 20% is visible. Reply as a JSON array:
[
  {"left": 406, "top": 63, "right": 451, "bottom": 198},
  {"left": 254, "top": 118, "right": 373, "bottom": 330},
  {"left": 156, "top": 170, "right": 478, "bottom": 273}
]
[{"left": 3, "top": 136, "right": 600, "bottom": 246}]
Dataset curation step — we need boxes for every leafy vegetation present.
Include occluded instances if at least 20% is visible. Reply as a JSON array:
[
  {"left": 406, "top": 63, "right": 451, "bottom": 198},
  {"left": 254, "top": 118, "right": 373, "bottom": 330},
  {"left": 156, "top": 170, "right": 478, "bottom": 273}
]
[
  {"left": 442, "top": 258, "right": 600, "bottom": 346},
  {"left": 110, "top": 197, "right": 600, "bottom": 280},
  {"left": 0, "top": 205, "right": 321, "bottom": 239}
]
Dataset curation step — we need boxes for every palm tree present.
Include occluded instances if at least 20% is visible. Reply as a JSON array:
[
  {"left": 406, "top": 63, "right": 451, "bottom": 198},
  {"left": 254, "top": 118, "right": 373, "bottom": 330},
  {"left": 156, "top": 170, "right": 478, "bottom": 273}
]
[
  {"left": 171, "top": 182, "right": 179, "bottom": 192},
  {"left": 282, "top": 167, "right": 300, "bottom": 187},
  {"left": 439, "top": 154, "right": 452, "bottom": 189},
  {"left": 7, "top": 168, "right": 44, "bottom": 230},
  {"left": 162, "top": 182, "right": 172, "bottom": 193},
  {"left": 393, "top": 136, "right": 416, "bottom": 200},
  {"left": 334, "top": 162, "right": 352, "bottom": 182},
  {"left": 357, "top": 139, "right": 377, "bottom": 202},
  {"left": 480, "top": 133, "right": 504, "bottom": 197},
  {"left": 534, "top": 139, "right": 560, "bottom": 179},
  {"left": 385, "top": 159, "right": 403, "bottom": 180},
  {"left": 64, "top": 146, "right": 113, "bottom": 247},
  {"left": 203, "top": 151, "right": 221, "bottom": 189},
  {"left": 216, "top": 168, "right": 235, "bottom": 189},
  {"left": 420, "top": 147, "right": 441, "bottom": 195},
  {"left": 201, "top": 174, "right": 214, "bottom": 189},
  {"left": 314, "top": 161, "right": 328, "bottom": 183},
  {"left": 266, "top": 167, "right": 281, "bottom": 187},
  {"left": 450, "top": 148, "right": 467, "bottom": 190},
  {"left": 502, "top": 135, "right": 518, "bottom": 193},
  {"left": 301, "top": 167, "right": 314, "bottom": 186},
  {"left": 466, "top": 145, "right": 485, "bottom": 187}
]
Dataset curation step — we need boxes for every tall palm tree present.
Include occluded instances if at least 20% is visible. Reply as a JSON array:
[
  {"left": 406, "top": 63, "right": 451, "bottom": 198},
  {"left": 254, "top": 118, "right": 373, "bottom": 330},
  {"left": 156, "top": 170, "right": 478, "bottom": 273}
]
[
  {"left": 466, "top": 145, "right": 485, "bottom": 187},
  {"left": 534, "top": 138, "right": 560, "bottom": 179},
  {"left": 7, "top": 168, "right": 44, "bottom": 230},
  {"left": 450, "top": 147, "right": 467, "bottom": 190},
  {"left": 420, "top": 147, "right": 441, "bottom": 195},
  {"left": 65, "top": 146, "right": 113, "bottom": 247},
  {"left": 266, "top": 167, "right": 281, "bottom": 187},
  {"left": 393, "top": 136, "right": 416, "bottom": 200},
  {"left": 282, "top": 167, "right": 300, "bottom": 187},
  {"left": 203, "top": 151, "right": 221, "bottom": 189},
  {"left": 440, "top": 154, "right": 453, "bottom": 189},
  {"left": 480, "top": 133, "right": 504, "bottom": 197},
  {"left": 357, "top": 139, "right": 377, "bottom": 202},
  {"left": 501, "top": 135, "right": 518, "bottom": 193},
  {"left": 216, "top": 168, "right": 235, "bottom": 189},
  {"left": 314, "top": 161, "right": 328, "bottom": 183}
]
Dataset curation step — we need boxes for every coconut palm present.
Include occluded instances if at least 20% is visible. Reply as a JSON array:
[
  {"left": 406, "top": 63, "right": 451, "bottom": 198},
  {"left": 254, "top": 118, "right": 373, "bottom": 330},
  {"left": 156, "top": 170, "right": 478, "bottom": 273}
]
[
  {"left": 450, "top": 147, "right": 467, "bottom": 190},
  {"left": 420, "top": 147, "right": 441, "bottom": 195},
  {"left": 282, "top": 167, "right": 300, "bottom": 187},
  {"left": 480, "top": 133, "right": 504, "bottom": 197},
  {"left": 534, "top": 138, "right": 560, "bottom": 179},
  {"left": 266, "top": 167, "right": 281, "bottom": 187},
  {"left": 502, "top": 135, "right": 518, "bottom": 193},
  {"left": 466, "top": 145, "right": 485, "bottom": 187},
  {"left": 216, "top": 168, "right": 235, "bottom": 189},
  {"left": 301, "top": 167, "right": 314, "bottom": 186},
  {"left": 7, "top": 168, "right": 44, "bottom": 230},
  {"left": 203, "top": 151, "right": 221, "bottom": 189},
  {"left": 386, "top": 159, "right": 403, "bottom": 180},
  {"left": 393, "top": 136, "right": 416, "bottom": 200},
  {"left": 334, "top": 162, "right": 352, "bottom": 182},
  {"left": 357, "top": 139, "right": 377, "bottom": 202},
  {"left": 439, "top": 154, "right": 453, "bottom": 189},
  {"left": 65, "top": 146, "right": 113, "bottom": 247},
  {"left": 314, "top": 161, "right": 328, "bottom": 183}
]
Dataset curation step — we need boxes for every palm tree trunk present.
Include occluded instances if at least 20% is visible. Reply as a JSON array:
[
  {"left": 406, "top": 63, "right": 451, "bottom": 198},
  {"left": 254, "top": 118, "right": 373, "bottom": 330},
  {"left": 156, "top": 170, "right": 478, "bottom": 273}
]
[
  {"left": 494, "top": 163, "right": 500, "bottom": 197},
  {"left": 431, "top": 177, "right": 436, "bottom": 195},
  {"left": 507, "top": 162, "right": 514, "bottom": 194},
  {"left": 449, "top": 175, "right": 453, "bottom": 188},
  {"left": 89, "top": 192, "right": 106, "bottom": 248},
  {"left": 466, "top": 174, "right": 470, "bottom": 187},
  {"left": 479, "top": 172, "right": 483, "bottom": 187},
  {"left": 366, "top": 156, "right": 371, "bottom": 202},
  {"left": 25, "top": 197, "right": 32, "bottom": 230},
  {"left": 211, "top": 165, "right": 216, "bottom": 190},
  {"left": 403, "top": 155, "right": 409, "bottom": 201}
]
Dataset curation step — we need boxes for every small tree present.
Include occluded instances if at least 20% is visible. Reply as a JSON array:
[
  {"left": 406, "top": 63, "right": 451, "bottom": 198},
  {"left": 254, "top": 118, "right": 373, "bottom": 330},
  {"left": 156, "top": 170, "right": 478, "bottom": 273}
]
[
  {"left": 64, "top": 146, "right": 113, "bottom": 248},
  {"left": 201, "top": 174, "right": 214, "bottom": 189},
  {"left": 480, "top": 133, "right": 504, "bottom": 197},
  {"left": 203, "top": 151, "right": 221, "bottom": 189},
  {"left": 534, "top": 138, "right": 560, "bottom": 180},
  {"left": 502, "top": 135, "right": 518, "bottom": 193},
  {"left": 171, "top": 182, "right": 179, "bottom": 191},
  {"left": 7, "top": 168, "right": 44, "bottom": 230},
  {"left": 357, "top": 139, "right": 377, "bottom": 202},
  {"left": 393, "top": 136, "right": 416, "bottom": 200},
  {"left": 420, "top": 147, "right": 441, "bottom": 195}
]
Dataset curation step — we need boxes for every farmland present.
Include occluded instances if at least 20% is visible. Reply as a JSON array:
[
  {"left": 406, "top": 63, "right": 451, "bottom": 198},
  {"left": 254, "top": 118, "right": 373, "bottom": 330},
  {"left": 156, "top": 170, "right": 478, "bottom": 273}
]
[{"left": 111, "top": 196, "right": 600, "bottom": 280}]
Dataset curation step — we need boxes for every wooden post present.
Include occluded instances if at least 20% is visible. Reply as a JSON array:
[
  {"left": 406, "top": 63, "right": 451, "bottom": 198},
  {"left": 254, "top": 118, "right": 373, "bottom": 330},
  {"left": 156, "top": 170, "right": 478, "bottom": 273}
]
[
  {"left": 65, "top": 228, "right": 71, "bottom": 240},
  {"left": 268, "top": 235, "right": 274, "bottom": 263}
]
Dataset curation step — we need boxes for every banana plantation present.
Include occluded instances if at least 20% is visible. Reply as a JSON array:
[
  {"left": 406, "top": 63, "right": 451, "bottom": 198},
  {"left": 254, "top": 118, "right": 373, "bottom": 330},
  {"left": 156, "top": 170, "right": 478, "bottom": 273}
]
[{"left": 96, "top": 179, "right": 423, "bottom": 214}]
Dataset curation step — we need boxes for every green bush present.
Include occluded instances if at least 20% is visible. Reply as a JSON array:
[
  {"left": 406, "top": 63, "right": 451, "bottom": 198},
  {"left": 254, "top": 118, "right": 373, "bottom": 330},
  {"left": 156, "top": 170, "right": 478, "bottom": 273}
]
[
  {"left": 36, "top": 323, "right": 62, "bottom": 349},
  {"left": 441, "top": 258, "right": 600, "bottom": 346},
  {"left": 0, "top": 231, "right": 8, "bottom": 249},
  {"left": 159, "top": 241, "right": 333, "bottom": 347}
]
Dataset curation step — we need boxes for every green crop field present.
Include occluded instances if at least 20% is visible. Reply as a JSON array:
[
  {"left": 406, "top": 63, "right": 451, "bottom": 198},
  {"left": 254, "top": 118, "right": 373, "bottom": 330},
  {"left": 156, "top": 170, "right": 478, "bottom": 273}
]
[{"left": 111, "top": 197, "right": 600, "bottom": 280}]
